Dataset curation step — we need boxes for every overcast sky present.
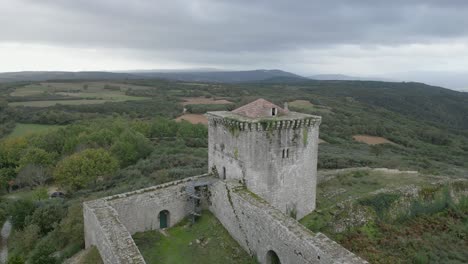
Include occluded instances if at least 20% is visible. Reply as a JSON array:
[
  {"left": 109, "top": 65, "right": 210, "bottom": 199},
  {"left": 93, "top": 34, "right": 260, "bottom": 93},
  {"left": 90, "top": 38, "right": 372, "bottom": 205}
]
[{"left": 1, "top": 0, "right": 468, "bottom": 89}]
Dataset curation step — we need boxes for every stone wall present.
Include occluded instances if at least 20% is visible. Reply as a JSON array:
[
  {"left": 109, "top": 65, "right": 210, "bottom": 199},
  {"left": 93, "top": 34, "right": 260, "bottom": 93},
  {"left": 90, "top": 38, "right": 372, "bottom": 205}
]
[
  {"left": 83, "top": 199, "right": 145, "bottom": 264},
  {"left": 209, "top": 180, "right": 367, "bottom": 264},
  {"left": 207, "top": 114, "right": 321, "bottom": 219},
  {"left": 83, "top": 175, "right": 207, "bottom": 263},
  {"left": 84, "top": 175, "right": 366, "bottom": 264},
  {"left": 105, "top": 176, "right": 203, "bottom": 235}
]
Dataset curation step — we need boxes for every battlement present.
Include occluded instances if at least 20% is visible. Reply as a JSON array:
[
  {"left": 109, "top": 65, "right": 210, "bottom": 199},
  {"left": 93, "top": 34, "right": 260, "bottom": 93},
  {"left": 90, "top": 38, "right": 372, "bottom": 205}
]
[{"left": 206, "top": 111, "right": 321, "bottom": 132}]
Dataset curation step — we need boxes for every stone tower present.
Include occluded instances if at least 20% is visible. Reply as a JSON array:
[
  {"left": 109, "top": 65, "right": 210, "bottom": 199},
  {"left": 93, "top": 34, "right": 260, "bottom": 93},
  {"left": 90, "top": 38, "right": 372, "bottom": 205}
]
[{"left": 206, "top": 99, "right": 321, "bottom": 219}]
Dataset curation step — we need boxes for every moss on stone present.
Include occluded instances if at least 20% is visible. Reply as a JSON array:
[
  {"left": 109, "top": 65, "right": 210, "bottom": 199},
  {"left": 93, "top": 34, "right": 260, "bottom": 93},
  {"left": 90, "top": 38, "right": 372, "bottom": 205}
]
[
  {"left": 234, "top": 147, "right": 239, "bottom": 159},
  {"left": 303, "top": 127, "right": 308, "bottom": 145}
]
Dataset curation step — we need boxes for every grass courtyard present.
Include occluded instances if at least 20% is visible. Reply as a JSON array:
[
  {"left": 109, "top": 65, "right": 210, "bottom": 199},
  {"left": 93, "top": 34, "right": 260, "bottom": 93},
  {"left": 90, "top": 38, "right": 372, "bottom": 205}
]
[{"left": 133, "top": 211, "right": 257, "bottom": 264}]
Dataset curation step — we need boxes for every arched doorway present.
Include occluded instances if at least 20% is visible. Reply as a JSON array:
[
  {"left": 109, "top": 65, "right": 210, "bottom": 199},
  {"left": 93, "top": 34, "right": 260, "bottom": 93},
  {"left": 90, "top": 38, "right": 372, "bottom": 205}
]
[
  {"left": 159, "top": 210, "right": 170, "bottom": 229},
  {"left": 266, "top": 250, "right": 281, "bottom": 264}
]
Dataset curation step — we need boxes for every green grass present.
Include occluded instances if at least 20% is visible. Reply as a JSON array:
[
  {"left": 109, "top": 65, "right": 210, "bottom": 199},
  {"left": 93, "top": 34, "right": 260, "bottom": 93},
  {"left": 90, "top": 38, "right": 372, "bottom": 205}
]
[
  {"left": 8, "top": 82, "right": 149, "bottom": 107},
  {"left": 313, "top": 169, "right": 433, "bottom": 209},
  {"left": 133, "top": 211, "right": 257, "bottom": 264},
  {"left": 9, "top": 99, "right": 110, "bottom": 107},
  {"left": 79, "top": 246, "right": 103, "bottom": 264},
  {"left": 289, "top": 99, "right": 333, "bottom": 114},
  {"left": 300, "top": 169, "right": 468, "bottom": 263},
  {"left": 7, "top": 123, "right": 63, "bottom": 138}
]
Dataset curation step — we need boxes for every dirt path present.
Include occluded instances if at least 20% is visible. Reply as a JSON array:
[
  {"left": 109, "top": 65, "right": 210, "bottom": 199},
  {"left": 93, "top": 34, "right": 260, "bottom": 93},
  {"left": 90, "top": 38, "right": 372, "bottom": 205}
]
[{"left": 0, "top": 220, "right": 12, "bottom": 264}]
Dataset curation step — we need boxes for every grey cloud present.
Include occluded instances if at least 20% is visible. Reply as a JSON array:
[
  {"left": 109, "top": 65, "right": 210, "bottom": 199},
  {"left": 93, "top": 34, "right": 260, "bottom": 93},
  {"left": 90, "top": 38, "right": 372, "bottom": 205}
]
[
  {"left": 2, "top": 0, "right": 468, "bottom": 52},
  {"left": 2, "top": 0, "right": 468, "bottom": 76}
]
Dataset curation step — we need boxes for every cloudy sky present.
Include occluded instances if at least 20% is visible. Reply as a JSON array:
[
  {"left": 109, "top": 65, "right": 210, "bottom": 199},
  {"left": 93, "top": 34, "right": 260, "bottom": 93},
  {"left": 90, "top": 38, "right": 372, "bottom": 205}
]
[{"left": 1, "top": 0, "right": 468, "bottom": 89}]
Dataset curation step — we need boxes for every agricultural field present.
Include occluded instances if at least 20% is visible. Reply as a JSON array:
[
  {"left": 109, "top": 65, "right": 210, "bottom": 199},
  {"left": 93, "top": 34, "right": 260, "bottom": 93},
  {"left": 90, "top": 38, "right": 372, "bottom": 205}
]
[
  {"left": 181, "top": 97, "right": 233, "bottom": 106},
  {"left": 353, "top": 135, "right": 395, "bottom": 145},
  {"left": 133, "top": 211, "right": 256, "bottom": 264},
  {"left": 289, "top": 99, "right": 333, "bottom": 114},
  {"left": 7, "top": 82, "right": 150, "bottom": 107},
  {"left": 175, "top": 114, "right": 208, "bottom": 125},
  {"left": 7, "top": 123, "right": 62, "bottom": 138}
]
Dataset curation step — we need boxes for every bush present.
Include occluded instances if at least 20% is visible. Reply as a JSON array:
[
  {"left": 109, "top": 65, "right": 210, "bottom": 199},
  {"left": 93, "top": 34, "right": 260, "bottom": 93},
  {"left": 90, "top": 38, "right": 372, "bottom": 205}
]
[
  {"left": 26, "top": 200, "right": 66, "bottom": 235},
  {"left": 32, "top": 187, "right": 49, "bottom": 201},
  {"left": 358, "top": 193, "right": 400, "bottom": 219},
  {"left": 9, "top": 199, "right": 35, "bottom": 229},
  {"left": 7, "top": 255, "right": 25, "bottom": 264},
  {"left": 9, "top": 224, "right": 41, "bottom": 253},
  {"left": 29, "top": 240, "right": 58, "bottom": 264}
]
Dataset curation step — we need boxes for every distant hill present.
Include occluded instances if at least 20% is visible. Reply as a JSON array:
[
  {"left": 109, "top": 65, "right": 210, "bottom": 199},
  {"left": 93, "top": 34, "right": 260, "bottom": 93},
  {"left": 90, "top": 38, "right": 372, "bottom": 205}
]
[
  {"left": 0, "top": 71, "right": 139, "bottom": 83},
  {"left": 308, "top": 74, "right": 362, "bottom": 80},
  {"left": 308, "top": 74, "right": 395, "bottom": 82},
  {"left": 304, "top": 80, "right": 468, "bottom": 130},
  {"left": 0, "top": 69, "right": 303, "bottom": 83},
  {"left": 132, "top": 69, "right": 303, "bottom": 82}
]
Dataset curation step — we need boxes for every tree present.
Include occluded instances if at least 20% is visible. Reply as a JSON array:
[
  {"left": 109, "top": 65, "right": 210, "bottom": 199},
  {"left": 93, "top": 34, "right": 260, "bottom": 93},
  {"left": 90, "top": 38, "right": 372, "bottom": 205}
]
[
  {"left": 26, "top": 200, "right": 66, "bottom": 234},
  {"left": 29, "top": 241, "right": 58, "bottom": 264},
  {"left": 0, "top": 167, "right": 15, "bottom": 193},
  {"left": 17, "top": 147, "right": 56, "bottom": 171},
  {"left": 110, "top": 130, "right": 153, "bottom": 167},
  {"left": 9, "top": 199, "right": 35, "bottom": 229},
  {"left": 0, "top": 137, "right": 28, "bottom": 168},
  {"left": 7, "top": 255, "right": 25, "bottom": 264},
  {"left": 54, "top": 148, "right": 118, "bottom": 190},
  {"left": 15, "top": 164, "right": 51, "bottom": 188},
  {"left": 9, "top": 224, "right": 40, "bottom": 253},
  {"left": 370, "top": 144, "right": 384, "bottom": 157}
]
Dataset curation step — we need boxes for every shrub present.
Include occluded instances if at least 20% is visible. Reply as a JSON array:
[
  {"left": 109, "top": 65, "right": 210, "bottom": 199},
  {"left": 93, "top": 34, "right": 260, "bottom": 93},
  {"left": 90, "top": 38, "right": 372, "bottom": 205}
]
[
  {"left": 29, "top": 240, "right": 58, "bottom": 264},
  {"left": 7, "top": 255, "right": 25, "bottom": 264},
  {"left": 9, "top": 224, "right": 41, "bottom": 253},
  {"left": 26, "top": 200, "right": 66, "bottom": 235},
  {"left": 358, "top": 193, "right": 400, "bottom": 219},
  {"left": 9, "top": 199, "right": 35, "bottom": 229}
]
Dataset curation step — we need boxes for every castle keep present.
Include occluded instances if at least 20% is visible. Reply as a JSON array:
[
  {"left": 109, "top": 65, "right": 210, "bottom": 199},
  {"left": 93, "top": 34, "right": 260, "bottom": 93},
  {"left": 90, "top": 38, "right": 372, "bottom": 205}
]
[
  {"left": 83, "top": 99, "right": 367, "bottom": 264},
  {"left": 207, "top": 99, "right": 320, "bottom": 219}
]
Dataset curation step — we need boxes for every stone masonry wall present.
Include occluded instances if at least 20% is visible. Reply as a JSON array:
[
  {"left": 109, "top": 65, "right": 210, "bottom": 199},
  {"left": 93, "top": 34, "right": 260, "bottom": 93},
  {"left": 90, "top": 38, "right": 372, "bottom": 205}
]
[
  {"left": 208, "top": 115, "right": 320, "bottom": 219},
  {"left": 105, "top": 175, "right": 205, "bottom": 234},
  {"left": 83, "top": 199, "right": 146, "bottom": 264},
  {"left": 84, "top": 175, "right": 366, "bottom": 264},
  {"left": 83, "top": 175, "right": 207, "bottom": 263},
  {"left": 209, "top": 180, "right": 367, "bottom": 264}
]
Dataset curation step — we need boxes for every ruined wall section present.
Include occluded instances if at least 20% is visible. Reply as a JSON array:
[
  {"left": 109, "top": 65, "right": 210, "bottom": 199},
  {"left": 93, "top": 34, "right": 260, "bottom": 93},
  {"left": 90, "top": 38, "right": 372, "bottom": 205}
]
[
  {"left": 209, "top": 180, "right": 367, "bottom": 264},
  {"left": 207, "top": 114, "right": 321, "bottom": 219},
  {"left": 83, "top": 199, "right": 146, "bottom": 264}
]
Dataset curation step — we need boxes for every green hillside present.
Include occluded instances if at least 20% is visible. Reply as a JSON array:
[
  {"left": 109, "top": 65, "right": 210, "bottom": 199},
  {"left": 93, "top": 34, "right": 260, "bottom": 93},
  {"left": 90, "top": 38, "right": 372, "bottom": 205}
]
[{"left": 0, "top": 78, "right": 467, "bottom": 263}]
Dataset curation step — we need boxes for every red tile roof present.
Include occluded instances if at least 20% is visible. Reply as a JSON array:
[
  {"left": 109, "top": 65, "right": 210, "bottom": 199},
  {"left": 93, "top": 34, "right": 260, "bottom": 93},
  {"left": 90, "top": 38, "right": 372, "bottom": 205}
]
[{"left": 232, "top": 98, "right": 287, "bottom": 118}]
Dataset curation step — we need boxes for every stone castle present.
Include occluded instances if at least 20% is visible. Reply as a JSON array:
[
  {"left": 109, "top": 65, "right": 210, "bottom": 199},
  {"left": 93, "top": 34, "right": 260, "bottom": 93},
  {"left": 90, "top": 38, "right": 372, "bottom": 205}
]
[{"left": 83, "top": 99, "right": 367, "bottom": 264}]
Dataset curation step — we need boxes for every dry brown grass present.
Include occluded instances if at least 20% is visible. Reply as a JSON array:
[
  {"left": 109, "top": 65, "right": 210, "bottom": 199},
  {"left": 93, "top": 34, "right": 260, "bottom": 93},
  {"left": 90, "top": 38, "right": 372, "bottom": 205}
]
[
  {"left": 181, "top": 97, "right": 232, "bottom": 106},
  {"left": 353, "top": 135, "right": 394, "bottom": 145},
  {"left": 175, "top": 114, "right": 208, "bottom": 125}
]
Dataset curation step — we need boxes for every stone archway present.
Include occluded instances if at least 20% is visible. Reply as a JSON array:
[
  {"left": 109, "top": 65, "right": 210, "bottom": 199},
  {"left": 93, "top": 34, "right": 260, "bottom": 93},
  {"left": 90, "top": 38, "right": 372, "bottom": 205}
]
[
  {"left": 266, "top": 250, "right": 281, "bottom": 264},
  {"left": 159, "top": 210, "right": 170, "bottom": 229}
]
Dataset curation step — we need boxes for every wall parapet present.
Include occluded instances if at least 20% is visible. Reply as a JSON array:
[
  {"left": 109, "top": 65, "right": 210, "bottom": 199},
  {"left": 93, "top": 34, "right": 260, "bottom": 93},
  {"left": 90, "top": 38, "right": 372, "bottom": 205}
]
[
  {"left": 206, "top": 112, "right": 321, "bottom": 132},
  {"left": 83, "top": 199, "right": 146, "bottom": 264},
  {"left": 209, "top": 181, "right": 367, "bottom": 264}
]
